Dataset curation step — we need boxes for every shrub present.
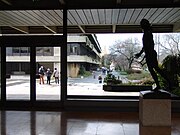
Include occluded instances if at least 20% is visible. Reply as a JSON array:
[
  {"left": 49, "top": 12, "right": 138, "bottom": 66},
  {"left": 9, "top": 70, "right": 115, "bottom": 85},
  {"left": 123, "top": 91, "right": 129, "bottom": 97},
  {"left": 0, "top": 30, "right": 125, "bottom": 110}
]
[
  {"left": 172, "top": 87, "right": 180, "bottom": 96},
  {"left": 140, "top": 77, "right": 154, "bottom": 85},
  {"left": 158, "top": 54, "right": 180, "bottom": 91},
  {"left": 78, "top": 66, "right": 92, "bottom": 77},
  {"left": 104, "top": 73, "right": 122, "bottom": 85},
  {"left": 119, "top": 71, "right": 128, "bottom": 75},
  {"left": 78, "top": 66, "right": 85, "bottom": 75},
  {"left": 127, "top": 71, "right": 150, "bottom": 80},
  {"left": 126, "top": 69, "right": 142, "bottom": 74}
]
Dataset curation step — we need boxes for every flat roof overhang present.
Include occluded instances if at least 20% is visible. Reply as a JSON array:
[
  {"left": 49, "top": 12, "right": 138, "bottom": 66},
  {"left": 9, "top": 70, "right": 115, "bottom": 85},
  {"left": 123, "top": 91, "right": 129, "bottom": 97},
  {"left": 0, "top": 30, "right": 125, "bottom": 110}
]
[{"left": 0, "top": 0, "right": 180, "bottom": 34}]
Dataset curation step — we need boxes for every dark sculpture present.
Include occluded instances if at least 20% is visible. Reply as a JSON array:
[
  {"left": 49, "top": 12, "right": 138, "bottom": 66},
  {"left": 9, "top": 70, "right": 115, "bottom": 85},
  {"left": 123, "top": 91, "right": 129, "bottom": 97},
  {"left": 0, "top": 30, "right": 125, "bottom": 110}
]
[{"left": 135, "top": 19, "right": 171, "bottom": 91}]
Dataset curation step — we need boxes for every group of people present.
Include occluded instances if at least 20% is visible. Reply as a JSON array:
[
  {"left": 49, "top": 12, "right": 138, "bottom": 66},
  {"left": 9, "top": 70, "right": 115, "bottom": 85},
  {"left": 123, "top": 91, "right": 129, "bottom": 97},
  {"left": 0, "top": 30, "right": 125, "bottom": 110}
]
[{"left": 38, "top": 66, "right": 60, "bottom": 85}]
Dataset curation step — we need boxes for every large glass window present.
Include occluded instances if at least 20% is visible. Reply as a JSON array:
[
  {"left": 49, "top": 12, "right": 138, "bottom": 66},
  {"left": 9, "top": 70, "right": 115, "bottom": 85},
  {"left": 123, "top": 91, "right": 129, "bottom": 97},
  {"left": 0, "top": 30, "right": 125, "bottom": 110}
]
[
  {"left": 36, "top": 47, "right": 61, "bottom": 100},
  {"left": 67, "top": 14, "right": 180, "bottom": 98},
  {"left": 6, "top": 47, "right": 30, "bottom": 100}
]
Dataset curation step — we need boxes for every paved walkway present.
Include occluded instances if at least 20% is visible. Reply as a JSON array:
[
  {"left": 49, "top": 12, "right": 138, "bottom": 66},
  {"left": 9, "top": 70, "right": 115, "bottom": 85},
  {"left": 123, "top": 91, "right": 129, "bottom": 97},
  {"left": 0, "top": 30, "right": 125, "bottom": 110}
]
[{"left": 6, "top": 71, "right": 139, "bottom": 100}]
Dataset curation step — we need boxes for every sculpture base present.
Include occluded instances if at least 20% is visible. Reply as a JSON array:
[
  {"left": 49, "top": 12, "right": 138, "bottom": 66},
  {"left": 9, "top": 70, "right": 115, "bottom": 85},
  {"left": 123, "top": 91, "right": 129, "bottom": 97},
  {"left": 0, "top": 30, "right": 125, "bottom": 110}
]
[
  {"left": 139, "top": 90, "right": 171, "bottom": 126},
  {"left": 139, "top": 124, "right": 171, "bottom": 135}
]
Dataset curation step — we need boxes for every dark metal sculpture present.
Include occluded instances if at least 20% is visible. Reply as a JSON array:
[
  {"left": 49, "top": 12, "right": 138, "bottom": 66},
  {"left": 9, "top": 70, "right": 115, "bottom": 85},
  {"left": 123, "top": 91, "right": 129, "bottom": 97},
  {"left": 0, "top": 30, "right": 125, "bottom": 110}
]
[{"left": 135, "top": 19, "right": 171, "bottom": 91}]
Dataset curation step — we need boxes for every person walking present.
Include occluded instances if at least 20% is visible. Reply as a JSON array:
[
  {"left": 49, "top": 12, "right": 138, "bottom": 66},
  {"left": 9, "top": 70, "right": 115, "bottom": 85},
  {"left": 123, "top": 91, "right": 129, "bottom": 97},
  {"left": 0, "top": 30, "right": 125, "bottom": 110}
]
[
  {"left": 38, "top": 66, "right": 45, "bottom": 84},
  {"left": 53, "top": 68, "right": 59, "bottom": 84},
  {"left": 46, "top": 68, "right": 52, "bottom": 85}
]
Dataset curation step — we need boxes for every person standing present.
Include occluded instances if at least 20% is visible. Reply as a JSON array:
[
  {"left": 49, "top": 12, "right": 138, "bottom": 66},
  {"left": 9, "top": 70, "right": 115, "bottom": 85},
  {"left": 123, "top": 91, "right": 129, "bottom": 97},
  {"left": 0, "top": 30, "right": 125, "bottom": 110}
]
[
  {"left": 53, "top": 68, "right": 59, "bottom": 84},
  {"left": 98, "top": 75, "right": 102, "bottom": 83},
  {"left": 38, "top": 66, "right": 45, "bottom": 84},
  {"left": 46, "top": 68, "right": 52, "bottom": 85}
]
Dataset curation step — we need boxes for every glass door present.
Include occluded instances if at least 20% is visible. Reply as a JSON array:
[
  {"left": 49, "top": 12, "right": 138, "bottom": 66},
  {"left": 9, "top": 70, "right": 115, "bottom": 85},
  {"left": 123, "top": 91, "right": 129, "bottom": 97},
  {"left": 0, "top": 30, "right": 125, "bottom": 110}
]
[
  {"left": 6, "top": 47, "right": 30, "bottom": 100},
  {"left": 36, "top": 47, "right": 61, "bottom": 100}
]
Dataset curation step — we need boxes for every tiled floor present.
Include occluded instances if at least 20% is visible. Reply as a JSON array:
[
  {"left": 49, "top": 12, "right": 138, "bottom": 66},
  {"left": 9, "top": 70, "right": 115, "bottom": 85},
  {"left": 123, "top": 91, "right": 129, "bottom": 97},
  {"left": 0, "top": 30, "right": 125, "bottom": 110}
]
[{"left": 0, "top": 111, "right": 180, "bottom": 135}]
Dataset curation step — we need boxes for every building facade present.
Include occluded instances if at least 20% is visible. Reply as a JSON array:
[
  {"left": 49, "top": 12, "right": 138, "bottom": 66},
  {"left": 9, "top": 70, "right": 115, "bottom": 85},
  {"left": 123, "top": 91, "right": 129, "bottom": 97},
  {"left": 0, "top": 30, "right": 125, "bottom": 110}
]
[{"left": 6, "top": 34, "right": 101, "bottom": 78}]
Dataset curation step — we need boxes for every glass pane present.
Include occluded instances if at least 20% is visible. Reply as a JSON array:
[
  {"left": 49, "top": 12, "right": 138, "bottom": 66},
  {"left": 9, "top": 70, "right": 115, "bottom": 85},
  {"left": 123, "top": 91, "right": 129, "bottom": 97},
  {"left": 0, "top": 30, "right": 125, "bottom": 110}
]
[
  {"left": 67, "top": 34, "right": 104, "bottom": 96},
  {"left": 6, "top": 47, "right": 30, "bottom": 100},
  {"left": 67, "top": 33, "right": 145, "bottom": 97},
  {"left": 36, "top": 47, "right": 61, "bottom": 100}
]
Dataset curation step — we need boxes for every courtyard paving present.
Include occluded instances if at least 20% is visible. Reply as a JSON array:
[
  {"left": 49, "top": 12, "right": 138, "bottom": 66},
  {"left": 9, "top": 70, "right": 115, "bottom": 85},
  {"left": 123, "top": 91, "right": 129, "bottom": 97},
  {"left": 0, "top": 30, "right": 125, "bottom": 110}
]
[{"left": 6, "top": 71, "right": 139, "bottom": 100}]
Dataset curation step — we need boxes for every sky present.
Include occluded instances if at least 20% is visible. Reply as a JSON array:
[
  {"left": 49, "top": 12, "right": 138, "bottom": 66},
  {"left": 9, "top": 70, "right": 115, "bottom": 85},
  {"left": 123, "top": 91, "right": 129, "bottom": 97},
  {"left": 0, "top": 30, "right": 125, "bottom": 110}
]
[{"left": 96, "top": 33, "right": 143, "bottom": 54}]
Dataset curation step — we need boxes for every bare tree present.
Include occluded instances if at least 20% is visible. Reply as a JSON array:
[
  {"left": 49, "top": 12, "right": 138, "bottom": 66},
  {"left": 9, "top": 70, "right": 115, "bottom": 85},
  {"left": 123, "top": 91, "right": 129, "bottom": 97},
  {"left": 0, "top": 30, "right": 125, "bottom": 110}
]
[
  {"left": 157, "top": 34, "right": 180, "bottom": 60},
  {"left": 109, "top": 38, "right": 141, "bottom": 70}
]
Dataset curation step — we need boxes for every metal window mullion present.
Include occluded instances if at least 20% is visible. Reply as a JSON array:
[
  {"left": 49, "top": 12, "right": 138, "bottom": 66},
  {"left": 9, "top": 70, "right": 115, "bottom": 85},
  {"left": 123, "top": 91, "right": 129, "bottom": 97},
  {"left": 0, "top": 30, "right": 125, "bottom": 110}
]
[
  {"left": 30, "top": 46, "right": 36, "bottom": 103},
  {"left": 61, "top": 6, "right": 67, "bottom": 104},
  {"left": 1, "top": 45, "right": 6, "bottom": 104}
]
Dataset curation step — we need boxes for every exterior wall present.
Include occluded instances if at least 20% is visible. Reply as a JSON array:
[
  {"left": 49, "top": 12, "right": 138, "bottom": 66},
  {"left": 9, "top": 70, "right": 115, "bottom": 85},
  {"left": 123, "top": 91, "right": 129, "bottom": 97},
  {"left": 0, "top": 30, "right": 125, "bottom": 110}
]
[
  {"left": 67, "top": 36, "right": 86, "bottom": 43},
  {"left": 68, "top": 63, "right": 80, "bottom": 78},
  {"left": 5, "top": 35, "right": 101, "bottom": 77},
  {"left": 53, "top": 47, "right": 61, "bottom": 73}
]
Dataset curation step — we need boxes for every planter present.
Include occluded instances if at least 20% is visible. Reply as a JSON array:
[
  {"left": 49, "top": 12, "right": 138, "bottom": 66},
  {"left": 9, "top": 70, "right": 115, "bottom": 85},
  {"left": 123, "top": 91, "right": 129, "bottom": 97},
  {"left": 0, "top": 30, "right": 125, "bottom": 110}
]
[{"left": 103, "top": 85, "right": 152, "bottom": 92}]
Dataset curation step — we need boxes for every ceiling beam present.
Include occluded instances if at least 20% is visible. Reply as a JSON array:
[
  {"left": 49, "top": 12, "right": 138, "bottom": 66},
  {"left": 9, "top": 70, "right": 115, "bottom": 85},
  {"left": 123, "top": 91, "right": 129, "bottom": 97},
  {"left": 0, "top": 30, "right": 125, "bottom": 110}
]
[
  {"left": 112, "top": 25, "right": 116, "bottom": 33},
  {"left": 10, "top": 26, "right": 29, "bottom": 34},
  {"left": 43, "top": 26, "right": 57, "bottom": 34},
  {"left": 173, "top": 22, "right": 180, "bottom": 32},
  {"left": 78, "top": 25, "right": 86, "bottom": 33}
]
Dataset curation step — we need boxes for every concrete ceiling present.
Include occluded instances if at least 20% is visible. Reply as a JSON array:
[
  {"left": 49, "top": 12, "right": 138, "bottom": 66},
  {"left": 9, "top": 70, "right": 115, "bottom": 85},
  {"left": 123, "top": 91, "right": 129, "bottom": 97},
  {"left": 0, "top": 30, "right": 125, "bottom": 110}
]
[{"left": 0, "top": 0, "right": 180, "bottom": 34}]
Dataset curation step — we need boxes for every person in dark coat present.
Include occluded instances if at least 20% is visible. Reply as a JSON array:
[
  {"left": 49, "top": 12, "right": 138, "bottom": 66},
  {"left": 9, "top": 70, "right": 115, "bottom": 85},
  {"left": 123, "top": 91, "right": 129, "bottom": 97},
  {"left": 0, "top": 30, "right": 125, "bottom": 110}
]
[{"left": 46, "top": 68, "right": 52, "bottom": 85}]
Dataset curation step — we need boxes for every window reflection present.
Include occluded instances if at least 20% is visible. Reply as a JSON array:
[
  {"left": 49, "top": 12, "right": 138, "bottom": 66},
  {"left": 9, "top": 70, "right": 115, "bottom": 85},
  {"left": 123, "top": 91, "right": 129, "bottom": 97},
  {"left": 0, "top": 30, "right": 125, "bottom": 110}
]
[
  {"left": 6, "top": 47, "right": 30, "bottom": 100},
  {"left": 36, "top": 47, "right": 53, "bottom": 56},
  {"left": 6, "top": 47, "right": 30, "bottom": 56}
]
